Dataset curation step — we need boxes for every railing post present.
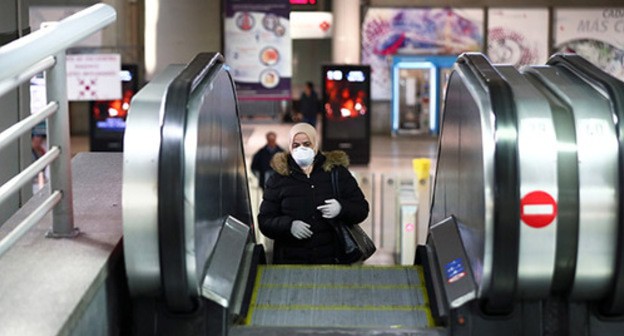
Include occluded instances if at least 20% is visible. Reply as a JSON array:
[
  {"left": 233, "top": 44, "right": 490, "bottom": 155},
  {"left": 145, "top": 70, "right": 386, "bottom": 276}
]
[{"left": 45, "top": 51, "right": 78, "bottom": 238}]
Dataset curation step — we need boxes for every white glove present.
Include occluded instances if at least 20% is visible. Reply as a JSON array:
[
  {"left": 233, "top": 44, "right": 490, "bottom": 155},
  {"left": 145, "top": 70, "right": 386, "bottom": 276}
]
[
  {"left": 290, "top": 220, "right": 313, "bottom": 239},
  {"left": 317, "top": 199, "right": 342, "bottom": 219}
]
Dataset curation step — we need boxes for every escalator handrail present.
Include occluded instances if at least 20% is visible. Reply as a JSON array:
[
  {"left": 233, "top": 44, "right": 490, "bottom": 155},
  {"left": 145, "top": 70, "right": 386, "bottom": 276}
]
[
  {"left": 458, "top": 53, "right": 520, "bottom": 314},
  {"left": 158, "top": 52, "right": 224, "bottom": 313}
]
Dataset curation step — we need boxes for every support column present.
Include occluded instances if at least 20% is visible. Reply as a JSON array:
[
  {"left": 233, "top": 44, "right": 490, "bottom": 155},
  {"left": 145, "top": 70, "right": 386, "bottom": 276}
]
[
  {"left": 332, "top": 0, "right": 361, "bottom": 64},
  {"left": 145, "top": 0, "right": 221, "bottom": 80}
]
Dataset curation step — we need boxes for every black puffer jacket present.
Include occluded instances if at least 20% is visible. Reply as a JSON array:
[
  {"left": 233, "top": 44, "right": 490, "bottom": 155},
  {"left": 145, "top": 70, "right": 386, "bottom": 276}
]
[{"left": 258, "top": 150, "right": 369, "bottom": 264}]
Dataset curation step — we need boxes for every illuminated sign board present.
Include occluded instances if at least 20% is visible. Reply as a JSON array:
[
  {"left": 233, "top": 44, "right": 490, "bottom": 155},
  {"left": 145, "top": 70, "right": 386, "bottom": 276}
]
[
  {"left": 326, "top": 70, "right": 367, "bottom": 82},
  {"left": 322, "top": 64, "right": 371, "bottom": 164}
]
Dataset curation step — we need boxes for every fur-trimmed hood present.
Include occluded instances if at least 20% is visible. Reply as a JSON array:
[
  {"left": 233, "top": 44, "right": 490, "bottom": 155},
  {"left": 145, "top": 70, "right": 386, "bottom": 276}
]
[{"left": 270, "top": 150, "right": 350, "bottom": 176}]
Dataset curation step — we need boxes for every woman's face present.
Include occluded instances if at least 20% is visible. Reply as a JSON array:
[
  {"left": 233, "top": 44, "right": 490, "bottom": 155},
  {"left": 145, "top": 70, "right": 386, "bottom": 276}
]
[{"left": 292, "top": 133, "right": 312, "bottom": 151}]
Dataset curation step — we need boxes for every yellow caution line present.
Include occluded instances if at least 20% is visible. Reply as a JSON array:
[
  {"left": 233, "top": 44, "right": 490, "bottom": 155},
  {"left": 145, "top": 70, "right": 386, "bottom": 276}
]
[
  {"left": 257, "top": 283, "right": 425, "bottom": 290},
  {"left": 244, "top": 265, "right": 265, "bottom": 326},
  {"left": 425, "top": 304, "right": 435, "bottom": 327},
  {"left": 251, "top": 304, "right": 432, "bottom": 312},
  {"left": 263, "top": 264, "right": 422, "bottom": 270},
  {"left": 251, "top": 323, "right": 428, "bottom": 330},
  {"left": 416, "top": 263, "right": 435, "bottom": 326}
]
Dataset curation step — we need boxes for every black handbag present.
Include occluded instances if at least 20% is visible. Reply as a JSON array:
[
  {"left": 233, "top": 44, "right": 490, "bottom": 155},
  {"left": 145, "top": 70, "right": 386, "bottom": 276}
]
[{"left": 330, "top": 169, "right": 376, "bottom": 264}]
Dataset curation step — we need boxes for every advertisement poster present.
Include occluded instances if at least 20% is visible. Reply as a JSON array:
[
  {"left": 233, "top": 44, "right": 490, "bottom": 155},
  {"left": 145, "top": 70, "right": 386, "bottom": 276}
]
[
  {"left": 361, "top": 8, "right": 483, "bottom": 100},
  {"left": 488, "top": 8, "right": 549, "bottom": 66},
  {"left": 224, "top": 0, "right": 291, "bottom": 100},
  {"left": 554, "top": 8, "right": 624, "bottom": 80}
]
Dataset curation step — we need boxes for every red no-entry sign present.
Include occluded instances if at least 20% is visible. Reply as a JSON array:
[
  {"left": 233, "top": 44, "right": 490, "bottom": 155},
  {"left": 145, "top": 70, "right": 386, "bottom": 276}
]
[{"left": 520, "top": 191, "right": 557, "bottom": 228}]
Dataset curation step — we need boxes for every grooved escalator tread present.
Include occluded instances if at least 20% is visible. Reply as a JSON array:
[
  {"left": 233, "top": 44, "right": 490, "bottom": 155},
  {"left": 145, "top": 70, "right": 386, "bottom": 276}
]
[{"left": 244, "top": 265, "right": 433, "bottom": 329}]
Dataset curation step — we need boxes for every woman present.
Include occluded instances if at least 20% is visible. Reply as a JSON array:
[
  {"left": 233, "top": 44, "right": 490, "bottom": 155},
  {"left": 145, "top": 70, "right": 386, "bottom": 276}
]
[{"left": 258, "top": 123, "right": 369, "bottom": 264}]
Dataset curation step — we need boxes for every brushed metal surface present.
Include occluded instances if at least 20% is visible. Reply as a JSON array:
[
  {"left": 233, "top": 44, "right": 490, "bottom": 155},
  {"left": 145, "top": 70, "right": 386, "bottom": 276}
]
[
  {"left": 201, "top": 216, "right": 250, "bottom": 308},
  {"left": 184, "top": 67, "right": 254, "bottom": 295},
  {"left": 524, "top": 65, "right": 619, "bottom": 300},
  {"left": 430, "top": 63, "right": 496, "bottom": 298},
  {"left": 122, "top": 65, "right": 184, "bottom": 296},
  {"left": 497, "top": 66, "right": 559, "bottom": 298}
]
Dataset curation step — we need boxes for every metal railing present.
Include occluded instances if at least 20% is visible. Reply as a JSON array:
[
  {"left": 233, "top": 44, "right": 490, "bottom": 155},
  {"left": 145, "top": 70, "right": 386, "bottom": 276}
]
[{"left": 0, "top": 4, "right": 116, "bottom": 256}]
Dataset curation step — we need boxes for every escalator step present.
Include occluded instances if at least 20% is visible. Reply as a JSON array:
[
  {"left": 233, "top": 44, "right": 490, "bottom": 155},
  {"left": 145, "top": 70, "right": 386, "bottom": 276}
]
[
  {"left": 244, "top": 265, "right": 433, "bottom": 329},
  {"left": 250, "top": 307, "right": 431, "bottom": 328},
  {"left": 255, "top": 287, "right": 427, "bottom": 307}
]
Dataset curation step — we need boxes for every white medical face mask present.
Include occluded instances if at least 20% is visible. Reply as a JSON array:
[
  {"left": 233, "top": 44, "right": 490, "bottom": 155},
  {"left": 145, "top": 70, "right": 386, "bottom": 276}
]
[{"left": 291, "top": 146, "right": 315, "bottom": 168}]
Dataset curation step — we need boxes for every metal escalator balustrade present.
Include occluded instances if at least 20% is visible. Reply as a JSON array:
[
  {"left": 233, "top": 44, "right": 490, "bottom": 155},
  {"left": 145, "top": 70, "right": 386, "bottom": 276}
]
[
  {"left": 496, "top": 65, "right": 560, "bottom": 299},
  {"left": 429, "top": 53, "right": 520, "bottom": 313},
  {"left": 545, "top": 54, "right": 624, "bottom": 316},
  {"left": 424, "top": 52, "right": 624, "bottom": 334},
  {"left": 123, "top": 52, "right": 254, "bottom": 315},
  {"left": 521, "top": 64, "right": 619, "bottom": 300}
]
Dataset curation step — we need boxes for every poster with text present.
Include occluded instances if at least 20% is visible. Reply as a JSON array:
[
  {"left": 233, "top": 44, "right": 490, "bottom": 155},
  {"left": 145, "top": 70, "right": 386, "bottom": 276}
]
[
  {"left": 66, "top": 54, "right": 121, "bottom": 101},
  {"left": 554, "top": 8, "right": 624, "bottom": 81},
  {"left": 361, "top": 8, "right": 483, "bottom": 100},
  {"left": 488, "top": 8, "right": 549, "bottom": 66},
  {"left": 224, "top": 0, "right": 291, "bottom": 100}
]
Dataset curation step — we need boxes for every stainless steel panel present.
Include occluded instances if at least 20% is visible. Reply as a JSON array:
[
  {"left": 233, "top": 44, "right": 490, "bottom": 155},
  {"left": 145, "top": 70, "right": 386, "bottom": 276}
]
[
  {"left": 525, "top": 66, "right": 619, "bottom": 299},
  {"left": 184, "top": 66, "right": 254, "bottom": 294},
  {"left": 497, "top": 66, "right": 559, "bottom": 298},
  {"left": 201, "top": 216, "right": 250, "bottom": 308},
  {"left": 122, "top": 65, "right": 184, "bottom": 296}
]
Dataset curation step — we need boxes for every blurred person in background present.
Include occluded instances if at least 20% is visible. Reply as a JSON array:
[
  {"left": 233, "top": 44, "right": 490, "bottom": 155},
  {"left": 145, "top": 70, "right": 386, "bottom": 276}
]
[{"left": 251, "top": 131, "right": 284, "bottom": 190}]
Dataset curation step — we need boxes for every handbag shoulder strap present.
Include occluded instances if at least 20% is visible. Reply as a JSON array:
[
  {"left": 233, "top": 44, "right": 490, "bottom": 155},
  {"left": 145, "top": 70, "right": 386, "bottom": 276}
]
[{"left": 331, "top": 168, "right": 340, "bottom": 197}]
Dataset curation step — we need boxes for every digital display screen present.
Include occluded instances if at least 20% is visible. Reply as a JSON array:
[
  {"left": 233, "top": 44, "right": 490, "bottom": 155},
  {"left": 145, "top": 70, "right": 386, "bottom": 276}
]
[
  {"left": 322, "top": 65, "right": 370, "bottom": 140},
  {"left": 90, "top": 64, "right": 138, "bottom": 151},
  {"left": 91, "top": 66, "right": 137, "bottom": 132}
]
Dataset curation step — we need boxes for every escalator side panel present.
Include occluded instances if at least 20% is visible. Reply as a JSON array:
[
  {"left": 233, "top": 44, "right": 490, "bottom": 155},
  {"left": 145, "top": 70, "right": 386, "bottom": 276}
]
[
  {"left": 429, "top": 64, "right": 494, "bottom": 300},
  {"left": 524, "top": 65, "right": 619, "bottom": 300},
  {"left": 158, "top": 53, "right": 254, "bottom": 312},
  {"left": 497, "top": 66, "right": 559, "bottom": 298},
  {"left": 122, "top": 64, "right": 185, "bottom": 297},
  {"left": 433, "top": 53, "right": 521, "bottom": 313},
  {"left": 522, "top": 72, "right": 580, "bottom": 294},
  {"left": 459, "top": 53, "right": 520, "bottom": 313},
  {"left": 159, "top": 53, "right": 225, "bottom": 312},
  {"left": 186, "top": 67, "right": 253, "bottom": 296},
  {"left": 548, "top": 53, "right": 624, "bottom": 315}
]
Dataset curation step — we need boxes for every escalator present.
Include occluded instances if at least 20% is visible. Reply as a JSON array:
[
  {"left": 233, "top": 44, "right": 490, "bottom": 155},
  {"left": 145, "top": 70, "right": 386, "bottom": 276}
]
[{"left": 121, "top": 52, "right": 624, "bottom": 335}]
